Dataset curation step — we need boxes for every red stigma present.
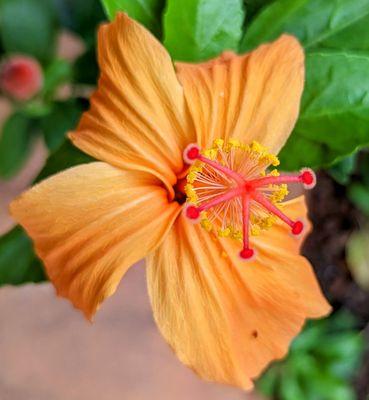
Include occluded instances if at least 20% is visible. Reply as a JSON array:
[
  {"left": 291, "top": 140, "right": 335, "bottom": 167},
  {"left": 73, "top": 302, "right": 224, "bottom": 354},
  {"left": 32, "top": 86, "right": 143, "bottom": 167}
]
[
  {"left": 183, "top": 143, "right": 201, "bottom": 164},
  {"left": 291, "top": 221, "right": 304, "bottom": 235},
  {"left": 301, "top": 171, "right": 314, "bottom": 185},
  {"left": 187, "top": 146, "right": 199, "bottom": 160},
  {"left": 240, "top": 248, "right": 254, "bottom": 260},
  {"left": 186, "top": 205, "right": 200, "bottom": 219}
]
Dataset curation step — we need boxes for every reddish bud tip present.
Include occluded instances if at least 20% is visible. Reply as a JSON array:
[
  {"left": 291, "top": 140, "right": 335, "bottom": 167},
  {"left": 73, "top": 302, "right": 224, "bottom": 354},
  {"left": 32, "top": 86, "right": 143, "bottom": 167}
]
[
  {"left": 183, "top": 143, "right": 200, "bottom": 164},
  {"left": 299, "top": 168, "right": 316, "bottom": 189},
  {"left": 239, "top": 248, "right": 254, "bottom": 260},
  {"left": 0, "top": 56, "right": 43, "bottom": 101},
  {"left": 291, "top": 220, "right": 304, "bottom": 235}
]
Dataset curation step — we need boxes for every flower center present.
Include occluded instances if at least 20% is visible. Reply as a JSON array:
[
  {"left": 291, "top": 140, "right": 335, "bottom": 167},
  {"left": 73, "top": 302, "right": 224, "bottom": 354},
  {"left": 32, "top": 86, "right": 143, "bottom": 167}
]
[{"left": 182, "top": 139, "right": 316, "bottom": 261}]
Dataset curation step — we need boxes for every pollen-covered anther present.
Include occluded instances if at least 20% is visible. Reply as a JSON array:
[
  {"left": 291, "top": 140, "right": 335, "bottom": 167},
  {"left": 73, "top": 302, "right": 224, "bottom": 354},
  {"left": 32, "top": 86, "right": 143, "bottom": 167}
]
[
  {"left": 183, "top": 143, "right": 200, "bottom": 164},
  {"left": 299, "top": 168, "right": 316, "bottom": 190}
]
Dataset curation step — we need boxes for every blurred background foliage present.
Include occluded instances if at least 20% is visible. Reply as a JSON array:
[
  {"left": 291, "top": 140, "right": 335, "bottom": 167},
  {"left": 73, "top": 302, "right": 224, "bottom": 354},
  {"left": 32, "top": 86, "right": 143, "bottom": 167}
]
[
  {"left": 258, "top": 312, "right": 365, "bottom": 400},
  {"left": 0, "top": 0, "right": 368, "bottom": 399}
]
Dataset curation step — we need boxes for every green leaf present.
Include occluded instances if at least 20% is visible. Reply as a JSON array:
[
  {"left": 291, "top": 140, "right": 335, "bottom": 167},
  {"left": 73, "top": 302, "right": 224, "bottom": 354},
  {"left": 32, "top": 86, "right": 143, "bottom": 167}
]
[
  {"left": 358, "top": 151, "right": 369, "bottom": 187},
  {"left": 20, "top": 101, "right": 52, "bottom": 118},
  {"left": 0, "top": 0, "right": 57, "bottom": 63},
  {"left": 278, "top": 368, "right": 305, "bottom": 400},
  {"left": 256, "top": 367, "right": 280, "bottom": 397},
  {"left": 35, "top": 140, "right": 94, "bottom": 183},
  {"left": 42, "top": 59, "right": 73, "bottom": 100},
  {"left": 307, "top": 374, "right": 356, "bottom": 400},
  {"left": 0, "top": 113, "right": 36, "bottom": 179},
  {"left": 101, "top": 0, "right": 165, "bottom": 36},
  {"left": 347, "top": 230, "right": 369, "bottom": 291},
  {"left": 279, "top": 51, "right": 369, "bottom": 170},
  {"left": 54, "top": 0, "right": 105, "bottom": 40},
  {"left": 240, "top": 0, "right": 369, "bottom": 52},
  {"left": 348, "top": 182, "right": 369, "bottom": 215},
  {"left": 41, "top": 100, "right": 83, "bottom": 152},
  {"left": 73, "top": 47, "right": 99, "bottom": 85},
  {"left": 164, "top": 0, "right": 245, "bottom": 62},
  {"left": 243, "top": 0, "right": 274, "bottom": 19},
  {"left": 329, "top": 154, "right": 357, "bottom": 185},
  {"left": 0, "top": 226, "right": 45, "bottom": 286}
]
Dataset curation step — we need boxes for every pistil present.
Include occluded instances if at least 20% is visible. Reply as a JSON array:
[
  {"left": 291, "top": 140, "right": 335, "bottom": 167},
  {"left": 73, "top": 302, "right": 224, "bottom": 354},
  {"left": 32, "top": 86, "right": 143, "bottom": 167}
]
[{"left": 183, "top": 141, "right": 316, "bottom": 260}]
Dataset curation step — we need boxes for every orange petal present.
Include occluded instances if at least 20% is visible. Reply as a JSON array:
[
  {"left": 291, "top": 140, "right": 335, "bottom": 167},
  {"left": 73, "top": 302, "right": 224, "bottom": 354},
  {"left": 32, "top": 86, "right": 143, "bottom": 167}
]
[
  {"left": 10, "top": 162, "right": 181, "bottom": 319},
  {"left": 176, "top": 35, "right": 304, "bottom": 152},
  {"left": 70, "top": 13, "right": 195, "bottom": 193},
  {"left": 146, "top": 196, "right": 330, "bottom": 389}
]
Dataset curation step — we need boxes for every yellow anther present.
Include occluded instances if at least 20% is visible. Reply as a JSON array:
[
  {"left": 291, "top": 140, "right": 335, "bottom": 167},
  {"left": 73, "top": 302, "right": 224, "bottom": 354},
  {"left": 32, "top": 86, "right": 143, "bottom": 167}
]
[
  {"left": 201, "top": 218, "right": 213, "bottom": 232},
  {"left": 269, "top": 169, "right": 280, "bottom": 177},
  {"left": 213, "top": 138, "right": 224, "bottom": 148},
  {"left": 251, "top": 225, "right": 261, "bottom": 236},
  {"left": 187, "top": 171, "right": 197, "bottom": 183},
  {"left": 185, "top": 183, "right": 198, "bottom": 204},
  {"left": 218, "top": 227, "right": 231, "bottom": 237},
  {"left": 271, "top": 155, "right": 280, "bottom": 166},
  {"left": 229, "top": 138, "right": 241, "bottom": 148},
  {"left": 250, "top": 141, "right": 266, "bottom": 154},
  {"left": 232, "top": 230, "right": 243, "bottom": 241},
  {"left": 203, "top": 148, "right": 217, "bottom": 160}
]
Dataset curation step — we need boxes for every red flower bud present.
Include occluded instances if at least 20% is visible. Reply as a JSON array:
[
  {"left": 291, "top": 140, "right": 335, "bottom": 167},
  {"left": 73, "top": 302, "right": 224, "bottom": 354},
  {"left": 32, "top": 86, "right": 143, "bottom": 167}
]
[{"left": 0, "top": 55, "right": 43, "bottom": 101}]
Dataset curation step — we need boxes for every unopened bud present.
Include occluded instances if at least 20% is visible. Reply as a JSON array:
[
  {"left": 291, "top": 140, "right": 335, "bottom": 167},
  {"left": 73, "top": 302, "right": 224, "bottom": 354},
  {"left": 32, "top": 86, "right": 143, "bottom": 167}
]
[{"left": 0, "top": 55, "right": 43, "bottom": 101}]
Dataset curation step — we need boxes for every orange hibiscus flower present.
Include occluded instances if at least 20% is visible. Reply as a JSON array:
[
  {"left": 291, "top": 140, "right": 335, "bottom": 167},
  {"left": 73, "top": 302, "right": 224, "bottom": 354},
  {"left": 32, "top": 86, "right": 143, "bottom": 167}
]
[{"left": 10, "top": 13, "right": 331, "bottom": 390}]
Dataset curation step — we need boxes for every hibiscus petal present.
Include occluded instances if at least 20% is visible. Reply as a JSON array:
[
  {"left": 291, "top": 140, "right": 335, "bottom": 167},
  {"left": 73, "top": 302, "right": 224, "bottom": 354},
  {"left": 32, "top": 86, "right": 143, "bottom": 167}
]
[
  {"left": 176, "top": 35, "right": 304, "bottom": 153},
  {"left": 146, "top": 196, "right": 330, "bottom": 389},
  {"left": 70, "top": 13, "right": 195, "bottom": 193},
  {"left": 10, "top": 162, "right": 181, "bottom": 319}
]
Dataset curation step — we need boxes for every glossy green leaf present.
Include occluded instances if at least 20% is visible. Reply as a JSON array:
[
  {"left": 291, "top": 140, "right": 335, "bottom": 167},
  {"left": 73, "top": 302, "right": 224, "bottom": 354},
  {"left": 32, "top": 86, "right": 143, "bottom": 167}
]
[
  {"left": 256, "top": 367, "right": 279, "bottom": 396},
  {"left": 328, "top": 154, "right": 357, "bottom": 185},
  {"left": 42, "top": 59, "right": 73, "bottom": 100},
  {"left": 347, "top": 229, "right": 369, "bottom": 291},
  {"left": 101, "top": 0, "right": 164, "bottom": 36},
  {"left": 358, "top": 152, "right": 369, "bottom": 187},
  {"left": 240, "top": 0, "right": 369, "bottom": 52},
  {"left": 0, "top": 113, "right": 36, "bottom": 179},
  {"left": 54, "top": 0, "right": 105, "bottom": 39},
  {"left": 0, "top": 0, "right": 57, "bottom": 63},
  {"left": 279, "top": 51, "right": 369, "bottom": 170},
  {"left": 256, "top": 312, "right": 364, "bottom": 400},
  {"left": 279, "top": 368, "right": 305, "bottom": 400},
  {"left": 0, "top": 226, "right": 45, "bottom": 286},
  {"left": 41, "top": 100, "right": 83, "bottom": 152},
  {"left": 164, "top": 0, "right": 245, "bottom": 62},
  {"left": 348, "top": 183, "right": 369, "bottom": 215},
  {"left": 74, "top": 47, "right": 99, "bottom": 85},
  {"left": 307, "top": 374, "right": 356, "bottom": 400},
  {"left": 243, "top": 0, "right": 274, "bottom": 18},
  {"left": 20, "top": 102, "right": 52, "bottom": 119}
]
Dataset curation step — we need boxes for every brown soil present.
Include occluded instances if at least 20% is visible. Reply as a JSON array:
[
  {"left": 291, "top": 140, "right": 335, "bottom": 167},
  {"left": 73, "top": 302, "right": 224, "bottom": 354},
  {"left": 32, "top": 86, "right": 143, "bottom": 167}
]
[{"left": 303, "top": 172, "right": 369, "bottom": 399}]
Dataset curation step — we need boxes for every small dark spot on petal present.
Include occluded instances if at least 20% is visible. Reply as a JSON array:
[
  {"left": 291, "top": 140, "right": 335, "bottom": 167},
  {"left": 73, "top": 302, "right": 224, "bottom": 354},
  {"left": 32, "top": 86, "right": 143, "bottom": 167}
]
[{"left": 252, "top": 330, "right": 258, "bottom": 338}]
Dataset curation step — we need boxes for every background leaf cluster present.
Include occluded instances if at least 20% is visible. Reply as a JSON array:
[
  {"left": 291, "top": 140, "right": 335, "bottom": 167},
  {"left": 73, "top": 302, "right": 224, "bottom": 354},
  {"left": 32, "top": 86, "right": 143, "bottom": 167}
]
[
  {"left": 102, "top": 0, "right": 369, "bottom": 171},
  {"left": 257, "top": 311, "right": 365, "bottom": 400},
  {"left": 0, "top": 0, "right": 104, "bottom": 179}
]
